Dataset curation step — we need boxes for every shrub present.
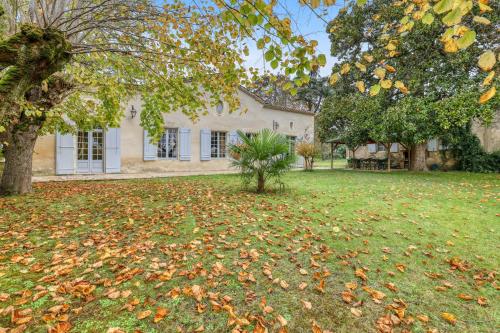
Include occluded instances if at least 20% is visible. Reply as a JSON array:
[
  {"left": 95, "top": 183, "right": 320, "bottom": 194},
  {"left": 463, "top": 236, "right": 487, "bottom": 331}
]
[
  {"left": 229, "top": 129, "right": 295, "bottom": 193},
  {"left": 296, "top": 142, "right": 318, "bottom": 171}
]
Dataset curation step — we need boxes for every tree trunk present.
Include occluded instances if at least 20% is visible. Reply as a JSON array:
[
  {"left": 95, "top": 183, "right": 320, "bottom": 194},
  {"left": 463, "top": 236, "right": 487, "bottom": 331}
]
[
  {"left": 257, "top": 174, "right": 265, "bottom": 193},
  {"left": 0, "top": 125, "right": 39, "bottom": 195},
  {"left": 409, "top": 143, "right": 428, "bottom": 171}
]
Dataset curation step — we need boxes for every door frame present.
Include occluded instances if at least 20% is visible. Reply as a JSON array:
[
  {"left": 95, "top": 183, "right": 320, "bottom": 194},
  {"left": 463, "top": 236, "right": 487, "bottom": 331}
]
[{"left": 76, "top": 129, "right": 105, "bottom": 174}]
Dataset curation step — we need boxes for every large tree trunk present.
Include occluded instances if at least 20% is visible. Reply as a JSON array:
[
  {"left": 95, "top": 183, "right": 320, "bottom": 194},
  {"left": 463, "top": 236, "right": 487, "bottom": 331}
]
[
  {"left": 409, "top": 143, "right": 428, "bottom": 171},
  {"left": 0, "top": 125, "right": 39, "bottom": 195}
]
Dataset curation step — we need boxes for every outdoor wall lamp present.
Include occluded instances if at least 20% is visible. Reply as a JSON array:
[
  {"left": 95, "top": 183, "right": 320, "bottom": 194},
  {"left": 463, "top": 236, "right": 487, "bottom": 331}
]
[
  {"left": 130, "top": 105, "right": 137, "bottom": 119},
  {"left": 273, "top": 120, "right": 279, "bottom": 131}
]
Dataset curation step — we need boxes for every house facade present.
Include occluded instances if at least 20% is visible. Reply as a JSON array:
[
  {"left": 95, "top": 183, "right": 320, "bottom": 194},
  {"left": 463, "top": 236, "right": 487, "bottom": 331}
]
[
  {"left": 346, "top": 111, "right": 500, "bottom": 169},
  {"left": 31, "top": 89, "right": 314, "bottom": 175}
]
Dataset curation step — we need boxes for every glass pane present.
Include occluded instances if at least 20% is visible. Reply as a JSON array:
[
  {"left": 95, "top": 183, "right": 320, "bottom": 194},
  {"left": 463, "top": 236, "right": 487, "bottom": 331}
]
[
  {"left": 167, "top": 128, "right": 178, "bottom": 158},
  {"left": 77, "top": 131, "right": 89, "bottom": 161},
  {"left": 211, "top": 131, "right": 218, "bottom": 158},
  {"left": 220, "top": 132, "right": 226, "bottom": 157},
  {"left": 157, "top": 132, "right": 167, "bottom": 158},
  {"left": 92, "top": 131, "right": 103, "bottom": 161}
]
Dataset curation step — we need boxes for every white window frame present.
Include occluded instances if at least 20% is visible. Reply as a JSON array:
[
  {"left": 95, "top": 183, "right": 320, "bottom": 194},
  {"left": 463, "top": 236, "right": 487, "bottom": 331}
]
[
  {"left": 157, "top": 128, "right": 178, "bottom": 159},
  {"left": 211, "top": 131, "right": 227, "bottom": 158}
]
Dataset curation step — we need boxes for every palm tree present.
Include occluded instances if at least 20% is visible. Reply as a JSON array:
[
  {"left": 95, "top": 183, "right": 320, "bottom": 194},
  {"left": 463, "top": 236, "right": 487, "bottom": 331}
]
[{"left": 229, "top": 129, "right": 295, "bottom": 193}]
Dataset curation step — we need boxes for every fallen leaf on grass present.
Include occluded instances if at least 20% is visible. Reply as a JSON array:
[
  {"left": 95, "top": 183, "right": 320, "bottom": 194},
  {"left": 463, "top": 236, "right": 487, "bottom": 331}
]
[
  {"left": 441, "top": 312, "right": 457, "bottom": 325},
  {"left": 301, "top": 300, "right": 312, "bottom": 310},
  {"left": 350, "top": 307, "right": 362, "bottom": 317},
  {"left": 137, "top": 310, "right": 152, "bottom": 320},
  {"left": 153, "top": 307, "right": 169, "bottom": 323}
]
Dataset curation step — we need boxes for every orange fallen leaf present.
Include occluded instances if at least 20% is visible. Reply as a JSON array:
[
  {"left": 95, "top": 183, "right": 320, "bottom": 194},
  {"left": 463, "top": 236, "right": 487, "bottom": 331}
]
[
  {"left": 417, "top": 314, "right": 429, "bottom": 323},
  {"left": 153, "top": 307, "right": 169, "bottom": 323},
  {"left": 441, "top": 312, "right": 457, "bottom": 325},
  {"left": 137, "top": 310, "right": 152, "bottom": 320}
]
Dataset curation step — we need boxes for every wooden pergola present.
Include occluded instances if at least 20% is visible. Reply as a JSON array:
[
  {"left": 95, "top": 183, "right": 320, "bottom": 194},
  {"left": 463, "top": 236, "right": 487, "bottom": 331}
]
[{"left": 325, "top": 137, "right": 376, "bottom": 169}]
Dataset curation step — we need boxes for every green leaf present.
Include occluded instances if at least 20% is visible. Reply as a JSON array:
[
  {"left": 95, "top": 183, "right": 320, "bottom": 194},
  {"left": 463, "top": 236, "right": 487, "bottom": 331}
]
[
  {"left": 317, "top": 54, "right": 327, "bottom": 66},
  {"left": 270, "top": 59, "right": 279, "bottom": 69},
  {"left": 456, "top": 30, "right": 476, "bottom": 50},
  {"left": 356, "top": 0, "right": 368, "bottom": 6},
  {"left": 422, "top": 12, "right": 435, "bottom": 25},
  {"left": 257, "top": 38, "right": 265, "bottom": 49},
  {"left": 433, "top": 0, "right": 453, "bottom": 14},
  {"left": 369, "top": 84, "right": 381, "bottom": 96},
  {"left": 442, "top": 7, "right": 462, "bottom": 26},
  {"left": 265, "top": 49, "right": 274, "bottom": 61}
]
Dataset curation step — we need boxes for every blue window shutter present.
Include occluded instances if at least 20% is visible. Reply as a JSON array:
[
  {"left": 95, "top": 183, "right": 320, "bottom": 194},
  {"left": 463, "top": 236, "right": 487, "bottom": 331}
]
[
  {"left": 143, "top": 130, "right": 157, "bottom": 161},
  {"left": 200, "top": 128, "right": 211, "bottom": 161},
  {"left": 179, "top": 128, "right": 191, "bottom": 161},
  {"left": 390, "top": 143, "right": 399, "bottom": 153},
  {"left": 105, "top": 128, "right": 121, "bottom": 173},
  {"left": 367, "top": 144, "right": 377, "bottom": 153},
  {"left": 427, "top": 139, "right": 438, "bottom": 152},
  {"left": 56, "top": 132, "right": 75, "bottom": 175},
  {"left": 228, "top": 130, "right": 238, "bottom": 146}
]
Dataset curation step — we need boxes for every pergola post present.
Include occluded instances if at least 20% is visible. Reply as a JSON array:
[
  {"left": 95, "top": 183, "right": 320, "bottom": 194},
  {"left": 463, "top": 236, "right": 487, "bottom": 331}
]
[{"left": 330, "top": 142, "right": 334, "bottom": 169}]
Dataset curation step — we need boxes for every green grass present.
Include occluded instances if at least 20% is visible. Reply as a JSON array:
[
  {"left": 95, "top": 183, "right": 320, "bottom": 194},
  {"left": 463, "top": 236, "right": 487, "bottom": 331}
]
[
  {"left": 0, "top": 170, "right": 498, "bottom": 332},
  {"left": 315, "top": 158, "right": 348, "bottom": 168}
]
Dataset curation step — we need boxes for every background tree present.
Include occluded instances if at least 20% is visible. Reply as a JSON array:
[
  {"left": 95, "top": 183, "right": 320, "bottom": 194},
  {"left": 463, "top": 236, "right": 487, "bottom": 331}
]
[
  {"left": 229, "top": 129, "right": 295, "bottom": 193},
  {"left": 296, "top": 142, "right": 318, "bottom": 171},
  {"left": 320, "top": 0, "right": 498, "bottom": 170}
]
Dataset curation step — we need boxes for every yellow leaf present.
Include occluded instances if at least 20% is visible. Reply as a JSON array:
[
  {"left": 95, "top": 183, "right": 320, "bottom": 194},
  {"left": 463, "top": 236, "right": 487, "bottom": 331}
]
[
  {"left": 355, "top": 81, "right": 365, "bottom": 93},
  {"left": 443, "top": 39, "right": 459, "bottom": 53},
  {"left": 394, "top": 81, "right": 409, "bottom": 94},
  {"left": 363, "top": 54, "right": 374, "bottom": 63},
  {"left": 441, "top": 312, "right": 457, "bottom": 325},
  {"left": 374, "top": 67, "right": 386, "bottom": 79},
  {"left": 340, "top": 63, "right": 351, "bottom": 75},
  {"left": 137, "top": 310, "right": 152, "bottom": 320},
  {"left": 473, "top": 16, "right": 491, "bottom": 25},
  {"left": 479, "top": 86, "right": 496, "bottom": 104},
  {"left": 478, "top": 51, "right": 496, "bottom": 71},
  {"left": 355, "top": 62, "right": 367, "bottom": 72},
  {"left": 385, "top": 64, "right": 396, "bottom": 73},
  {"left": 380, "top": 79, "right": 392, "bottom": 89},
  {"left": 329, "top": 72, "right": 340, "bottom": 85},
  {"left": 478, "top": 2, "right": 492, "bottom": 12},
  {"left": 482, "top": 71, "right": 495, "bottom": 86}
]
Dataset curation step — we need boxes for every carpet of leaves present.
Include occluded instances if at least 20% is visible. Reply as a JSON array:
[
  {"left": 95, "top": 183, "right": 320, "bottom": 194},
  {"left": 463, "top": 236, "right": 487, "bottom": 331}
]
[{"left": 0, "top": 171, "right": 498, "bottom": 333}]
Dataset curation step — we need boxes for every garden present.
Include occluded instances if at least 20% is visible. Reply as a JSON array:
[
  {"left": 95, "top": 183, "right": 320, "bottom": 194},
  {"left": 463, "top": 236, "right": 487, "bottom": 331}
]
[{"left": 0, "top": 170, "right": 498, "bottom": 332}]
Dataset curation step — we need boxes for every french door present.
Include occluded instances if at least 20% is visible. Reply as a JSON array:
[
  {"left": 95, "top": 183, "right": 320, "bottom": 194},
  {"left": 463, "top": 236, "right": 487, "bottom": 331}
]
[{"left": 77, "top": 130, "right": 104, "bottom": 173}]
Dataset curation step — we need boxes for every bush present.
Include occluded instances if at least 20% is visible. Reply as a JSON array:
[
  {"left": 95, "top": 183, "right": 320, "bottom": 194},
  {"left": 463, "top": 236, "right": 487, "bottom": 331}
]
[
  {"left": 229, "top": 129, "right": 295, "bottom": 192},
  {"left": 296, "top": 142, "right": 319, "bottom": 171},
  {"left": 443, "top": 125, "right": 500, "bottom": 173}
]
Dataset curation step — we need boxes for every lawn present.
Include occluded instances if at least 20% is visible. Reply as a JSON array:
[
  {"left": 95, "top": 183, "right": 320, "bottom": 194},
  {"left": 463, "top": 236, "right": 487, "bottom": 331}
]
[
  {"left": 315, "top": 159, "right": 348, "bottom": 169},
  {"left": 0, "top": 171, "right": 498, "bottom": 333}
]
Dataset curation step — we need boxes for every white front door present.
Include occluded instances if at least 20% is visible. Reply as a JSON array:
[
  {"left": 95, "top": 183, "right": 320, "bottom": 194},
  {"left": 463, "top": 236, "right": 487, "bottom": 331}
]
[{"left": 77, "top": 129, "right": 104, "bottom": 174}]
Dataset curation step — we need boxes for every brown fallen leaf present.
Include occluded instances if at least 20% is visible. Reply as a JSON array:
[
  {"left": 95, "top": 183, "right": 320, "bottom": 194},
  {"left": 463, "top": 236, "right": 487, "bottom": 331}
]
[
  {"left": 280, "top": 280, "right": 289, "bottom": 289},
  {"left": 106, "top": 329, "right": 125, "bottom": 333},
  {"left": 137, "top": 310, "right": 152, "bottom": 320},
  {"left": 355, "top": 268, "right": 367, "bottom": 281},
  {"left": 153, "top": 307, "right": 169, "bottom": 323},
  {"left": 477, "top": 297, "right": 488, "bottom": 306},
  {"left": 276, "top": 315, "right": 288, "bottom": 327},
  {"left": 298, "top": 282, "right": 308, "bottom": 290},
  {"left": 301, "top": 300, "right": 312, "bottom": 310},
  {"left": 350, "top": 307, "right": 362, "bottom": 317},
  {"left": 311, "top": 320, "right": 323, "bottom": 333},
  {"left": 457, "top": 293, "right": 473, "bottom": 301},
  {"left": 417, "top": 314, "right": 429, "bottom": 323}
]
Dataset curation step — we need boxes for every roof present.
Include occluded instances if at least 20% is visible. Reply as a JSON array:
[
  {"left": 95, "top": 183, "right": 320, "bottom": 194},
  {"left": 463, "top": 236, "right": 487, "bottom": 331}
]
[{"left": 239, "top": 86, "right": 314, "bottom": 116}]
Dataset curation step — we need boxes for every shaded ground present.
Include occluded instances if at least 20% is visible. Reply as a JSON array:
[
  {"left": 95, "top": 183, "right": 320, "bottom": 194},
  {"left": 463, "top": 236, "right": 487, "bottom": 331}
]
[{"left": 0, "top": 170, "right": 498, "bottom": 333}]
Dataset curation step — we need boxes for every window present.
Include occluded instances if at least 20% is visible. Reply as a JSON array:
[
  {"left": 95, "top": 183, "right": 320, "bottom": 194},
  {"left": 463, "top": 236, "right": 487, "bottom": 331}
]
[
  {"left": 288, "top": 136, "right": 296, "bottom": 156},
  {"left": 211, "top": 131, "right": 227, "bottom": 158},
  {"left": 158, "top": 128, "right": 178, "bottom": 159},
  {"left": 377, "top": 143, "right": 386, "bottom": 152},
  {"left": 92, "top": 130, "right": 103, "bottom": 161}
]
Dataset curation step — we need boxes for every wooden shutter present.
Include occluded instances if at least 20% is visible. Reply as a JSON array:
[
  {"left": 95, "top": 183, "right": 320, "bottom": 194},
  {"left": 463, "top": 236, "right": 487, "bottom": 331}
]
[
  {"left": 390, "top": 143, "right": 399, "bottom": 153},
  {"left": 105, "top": 128, "right": 121, "bottom": 173},
  {"left": 143, "top": 130, "right": 157, "bottom": 161},
  {"left": 427, "top": 139, "right": 438, "bottom": 152},
  {"left": 200, "top": 128, "right": 211, "bottom": 161},
  {"left": 179, "top": 128, "right": 191, "bottom": 161},
  {"left": 367, "top": 144, "right": 377, "bottom": 153},
  {"left": 56, "top": 132, "right": 75, "bottom": 175}
]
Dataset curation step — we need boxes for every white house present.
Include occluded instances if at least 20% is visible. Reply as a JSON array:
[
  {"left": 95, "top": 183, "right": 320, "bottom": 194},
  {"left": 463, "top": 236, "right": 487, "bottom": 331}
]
[{"left": 31, "top": 88, "right": 314, "bottom": 175}]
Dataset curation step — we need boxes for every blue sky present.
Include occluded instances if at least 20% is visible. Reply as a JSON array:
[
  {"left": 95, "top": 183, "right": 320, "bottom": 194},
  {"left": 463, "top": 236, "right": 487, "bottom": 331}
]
[{"left": 241, "top": 1, "right": 345, "bottom": 76}]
